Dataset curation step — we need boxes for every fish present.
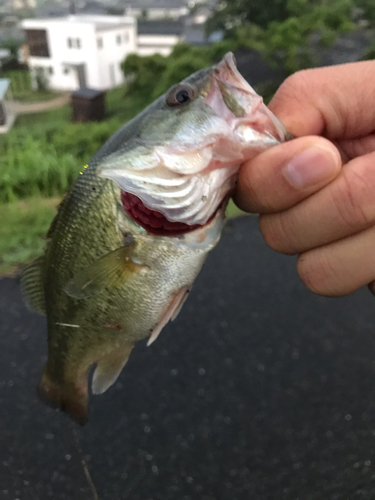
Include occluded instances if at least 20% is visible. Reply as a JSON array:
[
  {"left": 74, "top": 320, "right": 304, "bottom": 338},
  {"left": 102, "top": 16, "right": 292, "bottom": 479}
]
[{"left": 21, "top": 52, "right": 290, "bottom": 424}]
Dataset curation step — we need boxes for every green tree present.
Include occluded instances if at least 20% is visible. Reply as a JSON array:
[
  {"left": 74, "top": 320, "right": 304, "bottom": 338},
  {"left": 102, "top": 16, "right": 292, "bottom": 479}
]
[
  {"left": 121, "top": 52, "right": 168, "bottom": 104},
  {"left": 152, "top": 52, "right": 211, "bottom": 98},
  {"left": 232, "top": 0, "right": 356, "bottom": 73},
  {"left": 206, "top": 0, "right": 290, "bottom": 33}
]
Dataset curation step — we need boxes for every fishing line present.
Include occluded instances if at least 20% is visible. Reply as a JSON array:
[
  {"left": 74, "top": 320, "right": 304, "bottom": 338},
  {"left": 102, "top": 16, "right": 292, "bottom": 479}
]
[{"left": 70, "top": 421, "right": 99, "bottom": 500}]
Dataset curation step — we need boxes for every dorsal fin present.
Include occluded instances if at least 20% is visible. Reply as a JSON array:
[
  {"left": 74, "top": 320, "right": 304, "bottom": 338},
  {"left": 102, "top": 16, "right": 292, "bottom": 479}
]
[{"left": 21, "top": 255, "right": 46, "bottom": 315}]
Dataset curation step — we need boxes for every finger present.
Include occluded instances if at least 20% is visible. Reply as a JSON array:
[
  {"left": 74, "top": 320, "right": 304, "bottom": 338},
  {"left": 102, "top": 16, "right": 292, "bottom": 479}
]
[
  {"left": 234, "top": 136, "right": 341, "bottom": 213},
  {"left": 297, "top": 225, "right": 375, "bottom": 297},
  {"left": 338, "top": 133, "right": 375, "bottom": 161},
  {"left": 259, "top": 150, "right": 375, "bottom": 254},
  {"left": 269, "top": 61, "right": 375, "bottom": 140}
]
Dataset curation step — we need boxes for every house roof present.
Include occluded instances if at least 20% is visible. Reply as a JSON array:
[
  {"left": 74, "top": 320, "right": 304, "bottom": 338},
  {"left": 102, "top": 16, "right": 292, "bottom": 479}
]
[
  {"left": 78, "top": 1, "right": 108, "bottom": 15},
  {"left": 122, "top": 0, "right": 187, "bottom": 9},
  {"left": 0, "top": 79, "right": 10, "bottom": 100},
  {"left": 22, "top": 15, "right": 135, "bottom": 32},
  {"left": 183, "top": 24, "right": 207, "bottom": 45},
  {"left": 138, "top": 20, "right": 185, "bottom": 36},
  {"left": 95, "top": 21, "right": 133, "bottom": 31}
]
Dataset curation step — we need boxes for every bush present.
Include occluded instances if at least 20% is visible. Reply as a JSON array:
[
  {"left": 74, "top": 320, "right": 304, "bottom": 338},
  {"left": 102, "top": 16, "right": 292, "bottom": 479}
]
[{"left": 0, "top": 118, "right": 121, "bottom": 203}]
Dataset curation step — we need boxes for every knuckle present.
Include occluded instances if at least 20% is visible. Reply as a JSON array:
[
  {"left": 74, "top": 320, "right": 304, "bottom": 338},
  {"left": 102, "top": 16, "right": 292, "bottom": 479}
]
[
  {"left": 272, "top": 70, "right": 314, "bottom": 108},
  {"left": 259, "top": 214, "right": 297, "bottom": 255},
  {"left": 332, "top": 162, "right": 375, "bottom": 230},
  {"left": 297, "top": 251, "right": 341, "bottom": 297}
]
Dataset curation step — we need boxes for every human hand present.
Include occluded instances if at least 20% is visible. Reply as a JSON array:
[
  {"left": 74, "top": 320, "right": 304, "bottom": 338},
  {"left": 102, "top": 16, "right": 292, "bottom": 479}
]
[{"left": 235, "top": 61, "right": 375, "bottom": 297}]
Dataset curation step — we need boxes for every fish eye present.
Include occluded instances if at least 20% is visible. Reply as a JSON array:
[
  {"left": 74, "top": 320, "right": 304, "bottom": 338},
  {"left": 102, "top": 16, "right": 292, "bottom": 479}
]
[{"left": 166, "top": 85, "right": 195, "bottom": 107}]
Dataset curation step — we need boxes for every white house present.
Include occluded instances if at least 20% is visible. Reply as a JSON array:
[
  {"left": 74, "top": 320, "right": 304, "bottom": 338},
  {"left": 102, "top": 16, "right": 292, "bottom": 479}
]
[{"left": 21, "top": 15, "right": 137, "bottom": 91}]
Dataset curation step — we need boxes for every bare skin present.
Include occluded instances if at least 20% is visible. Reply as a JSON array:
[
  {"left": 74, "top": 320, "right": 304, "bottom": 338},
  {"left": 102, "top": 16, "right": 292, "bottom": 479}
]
[{"left": 234, "top": 60, "right": 375, "bottom": 297}]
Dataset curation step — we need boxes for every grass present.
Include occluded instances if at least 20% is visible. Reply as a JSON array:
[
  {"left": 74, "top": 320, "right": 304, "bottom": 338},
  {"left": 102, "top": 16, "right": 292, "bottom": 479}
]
[
  {"left": 226, "top": 199, "right": 246, "bottom": 219},
  {"left": 0, "top": 197, "right": 59, "bottom": 275},
  {"left": 0, "top": 84, "right": 153, "bottom": 204},
  {"left": 14, "top": 88, "right": 60, "bottom": 103},
  {"left": 3, "top": 70, "right": 61, "bottom": 102}
]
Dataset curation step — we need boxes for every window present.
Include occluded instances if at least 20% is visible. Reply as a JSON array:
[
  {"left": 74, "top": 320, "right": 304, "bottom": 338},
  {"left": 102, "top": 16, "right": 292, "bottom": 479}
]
[
  {"left": 48, "top": 66, "right": 53, "bottom": 75},
  {"left": 63, "top": 65, "right": 69, "bottom": 74},
  {"left": 124, "top": 31, "right": 129, "bottom": 43},
  {"left": 116, "top": 34, "right": 121, "bottom": 45},
  {"left": 25, "top": 29, "right": 50, "bottom": 57},
  {"left": 97, "top": 37, "right": 103, "bottom": 49},
  {"left": 67, "top": 38, "right": 81, "bottom": 49}
]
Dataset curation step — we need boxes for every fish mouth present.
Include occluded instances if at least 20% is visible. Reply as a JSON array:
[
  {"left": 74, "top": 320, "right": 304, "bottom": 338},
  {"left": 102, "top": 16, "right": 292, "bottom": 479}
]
[
  {"left": 121, "top": 190, "right": 220, "bottom": 237},
  {"left": 100, "top": 52, "right": 290, "bottom": 232},
  {"left": 207, "top": 52, "right": 289, "bottom": 146}
]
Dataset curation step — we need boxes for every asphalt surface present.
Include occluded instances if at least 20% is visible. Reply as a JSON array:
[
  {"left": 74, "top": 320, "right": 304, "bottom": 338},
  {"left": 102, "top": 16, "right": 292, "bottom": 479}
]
[{"left": 1, "top": 216, "right": 375, "bottom": 500}]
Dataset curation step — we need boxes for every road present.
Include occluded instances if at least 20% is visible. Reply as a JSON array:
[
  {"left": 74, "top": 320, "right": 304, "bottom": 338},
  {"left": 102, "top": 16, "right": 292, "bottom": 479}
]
[
  {"left": 1, "top": 216, "right": 375, "bottom": 500},
  {"left": 11, "top": 93, "right": 71, "bottom": 115}
]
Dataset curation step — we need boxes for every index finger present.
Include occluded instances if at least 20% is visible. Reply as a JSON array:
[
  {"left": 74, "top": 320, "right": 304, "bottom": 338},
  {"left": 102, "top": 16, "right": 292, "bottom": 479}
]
[{"left": 269, "top": 61, "right": 375, "bottom": 140}]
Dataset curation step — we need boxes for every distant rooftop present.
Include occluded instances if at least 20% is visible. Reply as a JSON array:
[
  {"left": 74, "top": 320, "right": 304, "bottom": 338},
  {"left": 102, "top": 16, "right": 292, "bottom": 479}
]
[
  {"left": 22, "top": 14, "right": 135, "bottom": 31},
  {"left": 138, "top": 20, "right": 185, "bottom": 36},
  {"left": 122, "top": 0, "right": 188, "bottom": 8},
  {"left": 183, "top": 24, "right": 207, "bottom": 45}
]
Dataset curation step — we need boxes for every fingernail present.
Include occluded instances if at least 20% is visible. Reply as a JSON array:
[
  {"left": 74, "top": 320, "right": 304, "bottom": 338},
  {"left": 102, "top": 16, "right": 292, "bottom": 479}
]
[{"left": 283, "top": 145, "right": 338, "bottom": 189}]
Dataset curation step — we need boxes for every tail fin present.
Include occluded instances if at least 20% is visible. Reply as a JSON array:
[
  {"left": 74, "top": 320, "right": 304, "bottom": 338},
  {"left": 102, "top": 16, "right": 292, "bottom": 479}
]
[{"left": 38, "top": 368, "right": 89, "bottom": 426}]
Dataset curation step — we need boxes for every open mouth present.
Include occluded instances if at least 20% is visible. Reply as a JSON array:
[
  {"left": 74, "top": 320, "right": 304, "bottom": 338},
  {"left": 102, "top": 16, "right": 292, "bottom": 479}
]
[{"left": 121, "top": 191, "right": 204, "bottom": 236}]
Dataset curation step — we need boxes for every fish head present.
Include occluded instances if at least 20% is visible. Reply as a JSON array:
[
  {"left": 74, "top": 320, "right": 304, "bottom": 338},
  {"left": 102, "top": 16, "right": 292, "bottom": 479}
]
[{"left": 98, "top": 52, "right": 289, "bottom": 234}]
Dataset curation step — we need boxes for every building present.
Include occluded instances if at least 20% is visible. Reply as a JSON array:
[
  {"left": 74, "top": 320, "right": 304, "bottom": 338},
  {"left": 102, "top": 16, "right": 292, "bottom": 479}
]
[
  {"left": 123, "top": 0, "right": 189, "bottom": 20},
  {"left": 137, "top": 15, "right": 208, "bottom": 56},
  {"left": 21, "top": 15, "right": 137, "bottom": 91},
  {"left": 137, "top": 20, "right": 184, "bottom": 56},
  {"left": 12, "top": 0, "right": 36, "bottom": 10}
]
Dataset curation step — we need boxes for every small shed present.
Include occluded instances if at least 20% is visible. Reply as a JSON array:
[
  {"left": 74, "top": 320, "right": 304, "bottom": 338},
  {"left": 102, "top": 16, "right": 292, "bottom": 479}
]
[
  {"left": 71, "top": 87, "right": 105, "bottom": 123},
  {"left": 0, "top": 79, "right": 16, "bottom": 133}
]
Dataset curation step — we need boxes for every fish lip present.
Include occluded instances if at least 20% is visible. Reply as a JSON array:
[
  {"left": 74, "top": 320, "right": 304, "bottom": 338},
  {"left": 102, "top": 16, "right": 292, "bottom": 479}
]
[
  {"left": 210, "top": 52, "right": 289, "bottom": 142},
  {"left": 213, "top": 51, "right": 254, "bottom": 98}
]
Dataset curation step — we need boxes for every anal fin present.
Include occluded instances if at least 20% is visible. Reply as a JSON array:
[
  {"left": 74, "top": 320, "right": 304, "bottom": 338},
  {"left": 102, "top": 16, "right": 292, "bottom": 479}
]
[
  {"left": 92, "top": 343, "right": 134, "bottom": 395},
  {"left": 147, "top": 286, "right": 190, "bottom": 346}
]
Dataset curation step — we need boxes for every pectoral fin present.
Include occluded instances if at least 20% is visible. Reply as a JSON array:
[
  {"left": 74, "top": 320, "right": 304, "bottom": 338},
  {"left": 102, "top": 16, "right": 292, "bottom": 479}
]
[
  {"left": 64, "top": 245, "right": 148, "bottom": 299},
  {"left": 92, "top": 343, "right": 134, "bottom": 395},
  {"left": 147, "top": 286, "right": 190, "bottom": 346}
]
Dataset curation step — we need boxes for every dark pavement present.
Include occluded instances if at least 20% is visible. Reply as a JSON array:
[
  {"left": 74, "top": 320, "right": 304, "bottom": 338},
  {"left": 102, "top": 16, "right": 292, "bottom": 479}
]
[{"left": 1, "top": 216, "right": 375, "bottom": 500}]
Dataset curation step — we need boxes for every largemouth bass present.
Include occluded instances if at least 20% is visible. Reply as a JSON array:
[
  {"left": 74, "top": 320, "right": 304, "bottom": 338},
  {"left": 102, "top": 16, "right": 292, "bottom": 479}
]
[{"left": 22, "top": 53, "right": 289, "bottom": 424}]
